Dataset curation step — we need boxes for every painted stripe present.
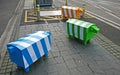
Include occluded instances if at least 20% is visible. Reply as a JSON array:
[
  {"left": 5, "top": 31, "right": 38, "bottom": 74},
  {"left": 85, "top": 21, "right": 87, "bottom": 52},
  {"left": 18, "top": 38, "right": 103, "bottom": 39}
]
[
  {"left": 74, "top": 20, "right": 82, "bottom": 25},
  {"left": 22, "top": 49, "right": 33, "bottom": 65},
  {"left": 64, "top": 7, "right": 67, "bottom": 17},
  {"left": 78, "top": 26, "right": 80, "bottom": 39},
  {"left": 17, "top": 39, "right": 34, "bottom": 45},
  {"left": 44, "top": 37, "right": 51, "bottom": 51},
  {"left": 20, "top": 36, "right": 45, "bottom": 58},
  {"left": 23, "top": 37, "right": 39, "bottom": 42},
  {"left": 66, "top": 8, "right": 70, "bottom": 18},
  {"left": 29, "top": 35, "right": 42, "bottom": 40},
  {"left": 80, "top": 22, "right": 89, "bottom": 27},
  {"left": 23, "top": 55, "right": 29, "bottom": 68},
  {"left": 33, "top": 31, "right": 47, "bottom": 38},
  {"left": 73, "top": 8, "right": 76, "bottom": 18},
  {"left": 67, "top": 19, "right": 77, "bottom": 36},
  {"left": 71, "top": 8, "right": 74, "bottom": 18},
  {"left": 41, "top": 39, "right": 48, "bottom": 56},
  {"left": 73, "top": 10, "right": 76, "bottom": 18},
  {"left": 14, "top": 44, "right": 25, "bottom": 50},
  {"left": 67, "top": 19, "right": 76, "bottom": 24},
  {"left": 34, "top": 31, "right": 44, "bottom": 35},
  {"left": 47, "top": 35, "right": 51, "bottom": 47},
  {"left": 66, "top": 22, "right": 70, "bottom": 35},
  {"left": 62, "top": 8, "right": 65, "bottom": 17},
  {"left": 72, "top": 20, "right": 79, "bottom": 37},
  {"left": 80, "top": 26, "right": 84, "bottom": 40},
  {"left": 38, "top": 33, "right": 47, "bottom": 38},
  {"left": 37, "top": 31, "right": 46, "bottom": 34},
  {"left": 32, "top": 43, "right": 41, "bottom": 58},
  {"left": 31, "top": 33, "right": 47, "bottom": 38},
  {"left": 30, "top": 31, "right": 50, "bottom": 55},
  {"left": 12, "top": 41, "right": 30, "bottom": 48},
  {"left": 74, "top": 25, "right": 78, "bottom": 38},
  {"left": 72, "top": 24, "right": 75, "bottom": 37},
  {"left": 69, "top": 23, "right": 73, "bottom": 35},
  {"left": 68, "top": 7, "right": 72, "bottom": 17},
  {"left": 76, "top": 21, "right": 84, "bottom": 40},
  {"left": 36, "top": 41, "right": 45, "bottom": 56},
  {"left": 79, "top": 22, "right": 89, "bottom": 40},
  {"left": 16, "top": 40, "right": 42, "bottom": 58},
  {"left": 27, "top": 46, "right": 37, "bottom": 62}
]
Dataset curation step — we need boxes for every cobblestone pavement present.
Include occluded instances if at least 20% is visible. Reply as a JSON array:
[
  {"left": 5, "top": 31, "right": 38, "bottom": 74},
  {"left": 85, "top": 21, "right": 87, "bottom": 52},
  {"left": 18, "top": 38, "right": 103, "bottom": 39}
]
[
  {"left": 0, "top": 21, "right": 120, "bottom": 75},
  {"left": 1, "top": 0, "right": 120, "bottom": 75}
]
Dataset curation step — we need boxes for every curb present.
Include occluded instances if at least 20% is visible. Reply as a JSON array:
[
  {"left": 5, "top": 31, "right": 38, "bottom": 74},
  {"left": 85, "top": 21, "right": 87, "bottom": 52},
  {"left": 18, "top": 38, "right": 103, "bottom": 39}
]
[{"left": 0, "top": 0, "right": 25, "bottom": 68}]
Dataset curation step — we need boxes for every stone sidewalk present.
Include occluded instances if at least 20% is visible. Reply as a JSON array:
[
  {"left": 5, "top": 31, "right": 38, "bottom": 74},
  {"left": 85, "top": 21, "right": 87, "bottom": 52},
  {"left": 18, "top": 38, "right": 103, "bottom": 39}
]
[
  {"left": 0, "top": 0, "right": 120, "bottom": 75},
  {"left": 1, "top": 21, "right": 120, "bottom": 75}
]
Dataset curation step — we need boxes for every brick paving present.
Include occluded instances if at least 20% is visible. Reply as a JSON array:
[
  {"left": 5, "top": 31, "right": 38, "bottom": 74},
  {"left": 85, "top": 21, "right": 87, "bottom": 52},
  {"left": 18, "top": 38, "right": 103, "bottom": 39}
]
[
  {"left": 1, "top": 21, "right": 120, "bottom": 75},
  {"left": 0, "top": 0, "right": 120, "bottom": 75}
]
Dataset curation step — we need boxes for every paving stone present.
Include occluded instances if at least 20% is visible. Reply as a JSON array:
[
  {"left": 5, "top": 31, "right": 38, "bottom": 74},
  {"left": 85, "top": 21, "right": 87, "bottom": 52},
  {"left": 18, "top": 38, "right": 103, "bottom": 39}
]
[
  {"left": 92, "top": 55, "right": 105, "bottom": 61},
  {"left": 94, "top": 73, "right": 106, "bottom": 75},
  {"left": 6, "top": 68, "right": 12, "bottom": 73},
  {"left": 47, "top": 52, "right": 53, "bottom": 58},
  {"left": 32, "top": 68, "right": 47, "bottom": 75},
  {"left": 2, "top": 20, "right": 120, "bottom": 75},
  {"left": 0, "top": 69, "right": 6, "bottom": 74},
  {"left": 113, "top": 70, "right": 120, "bottom": 75},
  {"left": 11, "top": 70, "right": 24, "bottom": 75},
  {"left": 2, "top": 62, "right": 7, "bottom": 67},
  {"left": 88, "top": 63, "right": 105, "bottom": 74},
  {"left": 54, "top": 26, "right": 61, "bottom": 31},
  {"left": 77, "top": 65, "right": 93, "bottom": 75},
  {"left": 69, "top": 68, "right": 81, "bottom": 75},
  {"left": 81, "top": 55, "right": 97, "bottom": 66},
  {"left": 54, "top": 37, "right": 63, "bottom": 42},
  {"left": 12, "top": 66, "right": 17, "bottom": 72},
  {"left": 104, "top": 68, "right": 120, "bottom": 75},
  {"left": 60, "top": 50, "right": 71, "bottom": 56},
  {"left": 73, "top": 58, "right": 87, "bottom": 67},
  {"left": 11, "top": 71, "right": 17, "bottom": 75},
  {"left": 70, "top": 48, "right": 81, "bottom": 54},
  {"left": 46, "top": 64, "right": 58, "bottom": 73},
  {"left": 83, "top": 73, "right": 96, "bottom": 75},
  {"left": 54, "top": 56, "right": 64, "bottom": 64},
  {"left": 52, "top": 43, "right": 57, "bottom": 47},
  {"left": 56, "top": 41, "right": 65, "bottom": 47},
  {"left": 44, "top": 57, "right": 57, "bottom": 65},
  {"left": 0, "top": 74, "right": 5, "bottom": 75},
  {"left": 58, "top": 46, "right": 71, "bottom": 51},
  {"left": 48, "top": 72, "right": 59, "bottom": 75},
  {"left": 65, "top": 59, "right": 77, "bottom": 69},
  {"left": 96, "top": 60, "right": 113, "bottom": 70},
  {"left": 23, "top": 64, "right": 46, "bottom": 75},
  {"left": 58, "top": 68, "right": 70, "bottom": 75},
  {"left": 56, "top": 63, "right": 68, "bottom": 72},
  {"left": 52, "top": 32, "right": 59, "bottom": 37},
  {"left": 104, "top": 69, "right": 115, "bottom": 75},
  {"left": 4, "top": 56, "right": 9, "bottom": 60},
  {"left": 111, "top": 64, "right": 120, "bottom": 72},
  {"left": 1, "top": 66, "right": 6, "bottom": 69},
  {"left": 5, "top": 72, "right": 10, "bottom": 75},
  {"left": 52, "top": 51, "right": 61, "bottom": 57},
  {"left": 71, "top": 53, "right": 81, "bottom": 60},
  {"left": 6, "top": 65, "right": 12, "bottom": 69},
  {"left": 51, "top": 46, "right": 59, "bottom": 51},
  {"left": 62, "top": 55, "right": 73, "bottom": 61},
  {"left": 3, "top": 59, "right": 9, "bottom": 63}
]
